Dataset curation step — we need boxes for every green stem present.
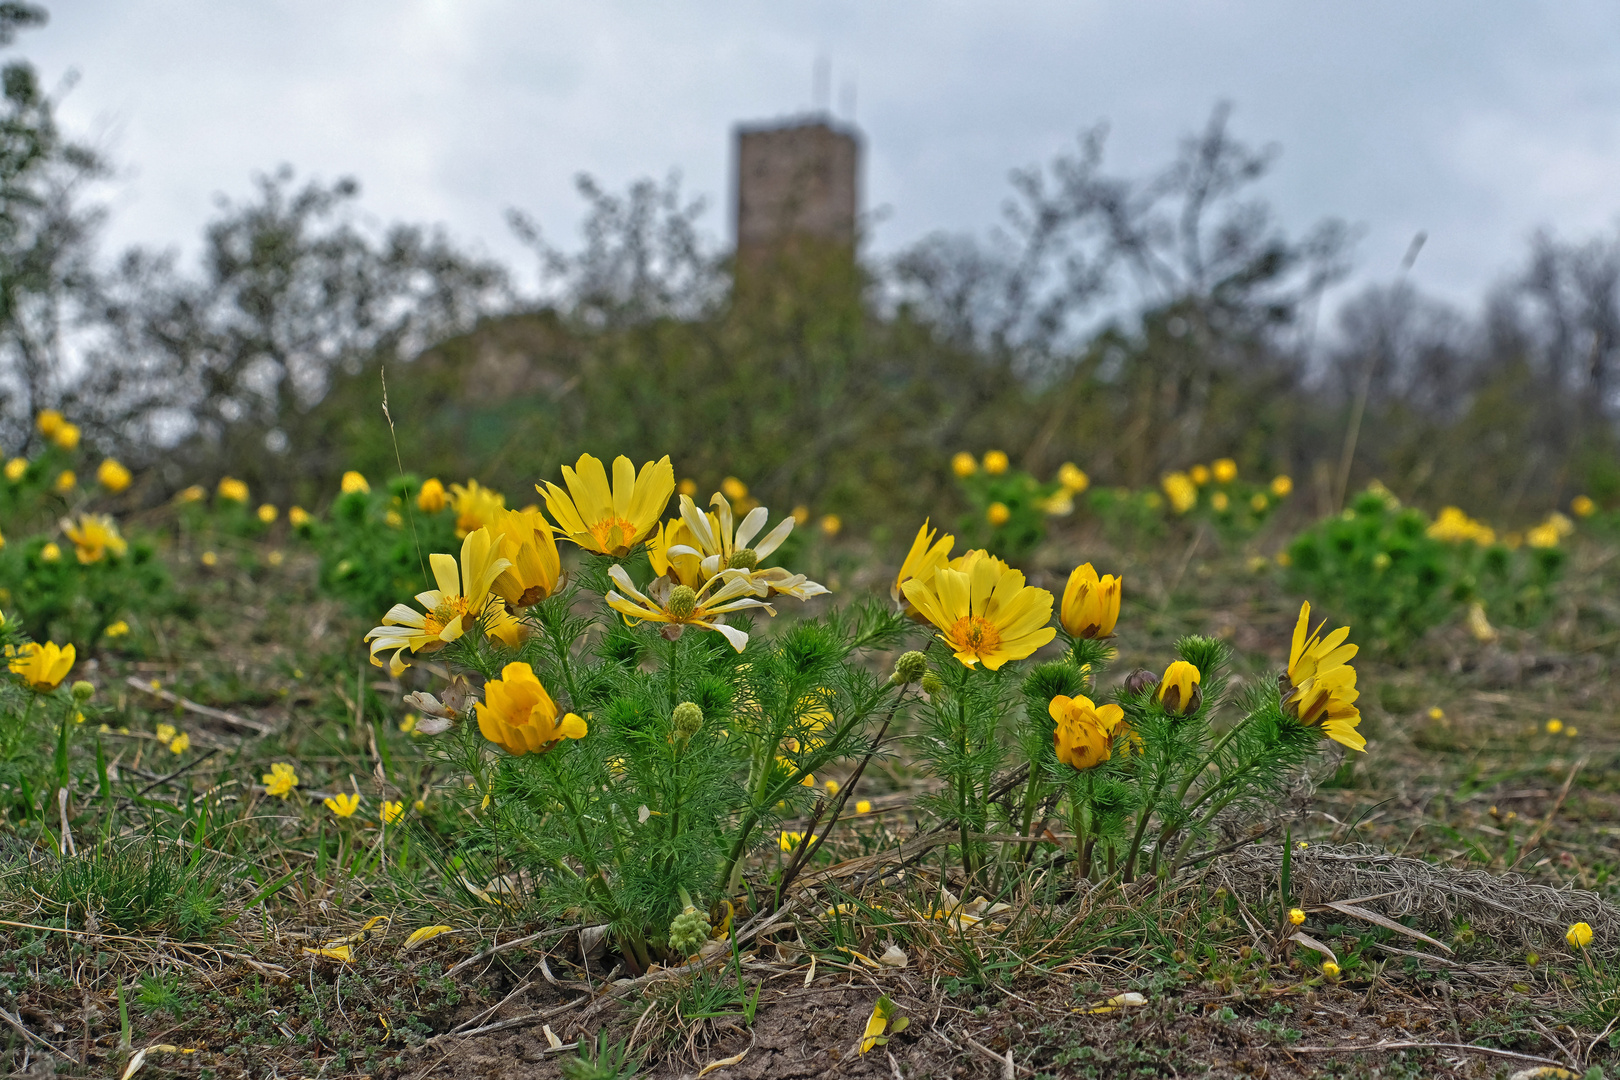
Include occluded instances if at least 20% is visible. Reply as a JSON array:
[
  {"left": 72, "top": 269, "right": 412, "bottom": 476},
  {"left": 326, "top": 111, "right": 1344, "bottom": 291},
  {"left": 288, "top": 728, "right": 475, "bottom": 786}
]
[
  {"left": 955, "top": 687, "right": 975, "bottom": 887},
  {"left": 1122, "top": 749, "right": 1173, "bottom": 882}
]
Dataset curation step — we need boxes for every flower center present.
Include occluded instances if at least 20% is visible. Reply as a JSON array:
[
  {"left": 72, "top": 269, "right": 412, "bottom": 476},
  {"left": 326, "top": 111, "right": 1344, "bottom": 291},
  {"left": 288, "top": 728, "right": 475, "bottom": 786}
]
[
  {"left": 424, "top": 596, "right": 471, "bottom": 637},
  {"left": 589, "top": 516, "right": 640, "bottom": 551},
  {"left": 727, "top": 548, "right": 759, "bottom": 570},
  {"left": 947, "top": 615, "right": 1002, "bottom": 657},
  {"left": 667, "top": 585, "right": 698, "bottom": 620}
]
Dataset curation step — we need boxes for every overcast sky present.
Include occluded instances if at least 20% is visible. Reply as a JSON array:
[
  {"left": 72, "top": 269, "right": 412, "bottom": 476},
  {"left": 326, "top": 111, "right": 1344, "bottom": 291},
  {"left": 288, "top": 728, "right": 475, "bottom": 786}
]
[{"left": 23, "top": 1, "right": 1620, "bottom": 315}]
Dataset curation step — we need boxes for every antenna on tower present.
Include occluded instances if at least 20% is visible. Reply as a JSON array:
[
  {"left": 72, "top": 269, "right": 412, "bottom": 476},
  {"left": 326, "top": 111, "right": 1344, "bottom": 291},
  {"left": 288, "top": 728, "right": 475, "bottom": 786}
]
[{"left": 812, "top": 55, "right": 830, "bottom": 115}]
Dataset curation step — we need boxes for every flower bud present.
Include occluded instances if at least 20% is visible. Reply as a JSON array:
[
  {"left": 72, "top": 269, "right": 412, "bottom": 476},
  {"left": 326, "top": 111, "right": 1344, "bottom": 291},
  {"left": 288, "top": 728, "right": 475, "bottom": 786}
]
[
  {"left": 890, "top": 650, "right": 927, "bottom": 686},
  {"left": 667, "top": 585, "right": 698, "bottom": 620},
  {"left": 1156, "top": 661, "right": 1202, "bottom": 716},
  {"left": 1122, "top": 669, "right": 1158, "bottom": 697},
  {"left": 668, "top": 905, "right": 712, "bottom": 958},
  {"left": 919, "top": 672, "right": 944, "bottom": 699},
  {"left": 672, "top": 701, "right": 704, "bottom": 740},
  {"left": 70, "top": 680, "right": 95, "bottom": 703}
]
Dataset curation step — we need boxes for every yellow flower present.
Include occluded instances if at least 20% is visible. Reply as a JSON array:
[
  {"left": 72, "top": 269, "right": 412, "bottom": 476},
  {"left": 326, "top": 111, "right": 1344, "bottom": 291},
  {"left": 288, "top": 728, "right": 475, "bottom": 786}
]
[
  {"left": 951, "top": 451, "right": 978, "bottom": 478},
  {"left": 105, "top": 620, "right": 129, "bottom": 638},
  {"left": 1057, "top": 462, "right": 1089, "bottom": 493},
  {"left": 340, "top": 470, "right": 370, "bottom": 495},
  {"left": 1157, "top": 660, "right": 1201, "bottom": 715},
  {"left": 482, "top": 510, "right": 557, "bottom": 611},
  {"left": 860, "top": 995, "right": 908, "bottom": 1054},
  {"left": 267, "top": 550, "right": 284, "bottom": 567},
  {"left": 62, "top": 513, "right": 128, "bottom": 564},
  {"left": 1567, "top": 922, "right": 1593, "bottom": 949},
  {"left": 893, "top": 520, "right": 955, "bottom": 615},
  {"left": 1427, "top": 706, "right": 1444, "bottom": 721},
  {"left": 647, "top": 515, "right": 705, "bottom": 589},
  {"left": 1526, "top": 522, "right": 1561, "bottom": 548},
  {"left": 176, "top": 484, "right": 205, "bottom": 504},
  {"left": 666, "top": 492, "right": 826, "bottom": 600},
  {"left": 200, "top": 550, "right": 218, "bottom": 567},
  {"left": 819, "top": 513, "right": 842, "bottom": 537},
  {"left": 1428, "top": 506, "right": 1495, "bottom": 545},
  {"left": 778, "top": 831, "right": 804, "bottom": 852},
  {"left": 677, "top": 477, "right": 697, "bottom": 496},
  {"left": 986, "top": 501, "right": 1011, "bottom": 526},
  {"left": 1051, "top": 693, "right": 1123, "bottom": 770},
  {"left": 1060, "top": 562, "right": 1121, "bottom": 639},
  {"left": 169, "top": 732, "right": 190, "bottom": 754},
  {"left": 52, "top": 423, "right": 80, "bottom": 451},
  {"left": 325, "top": 792, "right": 362, "bottom": 818},
  {"left": 448, "top": 479, "right": 505, "bottom": 537},
  {"left": 413, "top": 799, "right": 426, "bottom": 813},
  {"left": 1321, "top": 961, "right": 1340, "bottom": 978},
  {"left": 155, "top": 723, "right": 177, "bottom": 743},
  {"left": 40, "top": 541, "right": 61, "bottom": 562},
  {"left": 262, "top": 763, "right": 299, "bottom": 797},
  {"left": 1040, "top": 490, "right": 1075, "bottom": 516},
  {"left": 417, "top": 477, "right": 446, "bottom": 512},
  {"left": 1189, "top": 464, "right": 1211, "bottom": 485},
  {"left": 363, "top": 528, "right": 518, "bottom": 676},
  {"left": 4, "top": 457, "right": 24, "bottom": 482},
  {"left": 540, "top": 453, "right": 673, "bottom": 557},
  {"left": 982, "top": 449, "right": 1009, "bottom": 475},
  {"left": 824, "top": 779, "right": 840, "bottom": 796},
  {"left": 35, "top": 409, "right": 64, "bottom": 437},
  {"left": 1289, "top": 908, "right": 1305, "bottom": 926},
  {"left": 1250, "top": 492, "right": 1268, "bottom": 512},
  {"left": 1546, "top": 718, "right": 1563, "bottom": 734},
  {"left": 901, "top": 550, "right": 1056, "bottom": 670},
  {"left": 53, "top": 469, "right": 75, "bottom": 494},
  {"left": 1282, "top": 602, "right": 1365, "bottom": 752},
  {"left": 288, "top": 505, "right": 311, "bottom": 527},
  {"left": 1212, "top": 458, "right": 1238, "bottom": 484},
  {"left": 9, "top": 641, "right": 75, "bottom": 690},
  {"left": 1162, "top": 472, "right": 1197, "bottom": 514},
  {"left": 381, "top": 800, "right": 405, "bottom": 824},
  {"left": 97, "top": 458, "right": 132, "bottom": 493},
  {"left": 217, "top": 477, "right": 249, "bottom": 503},
  {"left": 791, "top": 504, "right": 810, "bottom": 524},
  {"left": 257, "top": 504, "right": 278, "bottom": 524},
  {"left": 720, "top": 476, "right": 748, "bottom": 502},
  {"left": 1270, "top": 475, "right": 1293, "bottom": 498},
  {"left": 1210, "top": 491, "right": 1229, "bottom": 513},
  {"left": 474, "top": 661, "right": 587, "bottom": 755},
  {"left": 855, "top": 800, "right": 871, "bottom": 814},
  {"left": 1572, "top": 494, "right": 1596, "bottom": 518},
  {"left": 605, "top": 565, "right": 769, "bottom": 652}
]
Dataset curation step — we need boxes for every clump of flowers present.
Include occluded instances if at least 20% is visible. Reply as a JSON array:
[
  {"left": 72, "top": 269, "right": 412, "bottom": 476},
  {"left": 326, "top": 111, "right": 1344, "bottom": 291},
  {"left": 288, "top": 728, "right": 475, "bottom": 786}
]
[{"left": 949, "top": 451, "right": 1087, "bottom": 561}]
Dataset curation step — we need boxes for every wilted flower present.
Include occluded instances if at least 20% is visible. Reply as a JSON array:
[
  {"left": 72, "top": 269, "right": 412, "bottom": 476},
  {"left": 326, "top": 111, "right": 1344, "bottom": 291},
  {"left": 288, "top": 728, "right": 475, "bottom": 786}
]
[
  {"left": 417, "top": 477, "right": 447, "bottom": 512},
  {"left": 62, "top": 513, "right": 128, "bottom": 564},
  {"left": 901, "top": 550, "right": 1056, "bottom": 670},
  {"left": 1162, "top": 472, "right": 1197, "bottom": 514},
  {"left": 1060, "top": 562, "right": 1121, "bottom": 640},
  {"left": 540, "top": 453, "right": 673, "bottom": 556},
  {"left": 340, "top": 471, "right": 370, "bottom": 495},
  {"left": 893, "top": 520, "right": 954, "bottom": 616},
  {"left": 364, "top": 528, "right": 518, "bottom": 676},
  {"left": 474, "top": 661, "right": 587, "bottom": 755},
  {"left": 982, "top": 450, "right": 1009, "bottom": 475},
  {"left": 217, "top": 477, "right": 249, "bottom": 503},
  {"left": 1281, "top": 602, "right": 1365, "bottom": 752},
  {"left": 97, "top": 459, "right": 132, "bottom": 493},
  {"left": 605, "top": 565, "right": 769, "bottom": 652},
  {"left": 262, "top": 762, "right": 299, "bottom": 798},
  {"left": 9, "top": 641, "right": 75, "bottom": 690},
  {"left": 986, "top": 501, "right": 1011, "bottom": 526},
  {"left": 1051, "top": 693, "right": 1123, "bottom": 770},
  {"left": 325, "top": 792, "right": 362, "bottom": 818},
  {"left": 1156, "top": 660, "right": 1202, "bottom": 715},
  {"left": 1212, "top": 458, "right": 1238, "bottom": 484},
  {"left": 951, "top": 452, "right": 978, "bottom": 478}
]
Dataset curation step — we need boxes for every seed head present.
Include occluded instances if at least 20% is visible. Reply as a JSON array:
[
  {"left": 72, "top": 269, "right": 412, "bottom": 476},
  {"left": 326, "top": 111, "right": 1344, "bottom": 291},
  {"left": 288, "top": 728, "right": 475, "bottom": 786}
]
[
  {"left": 727, "top": 548, "right": 759, "bottom": 570},
  {"left": 672, "top": 701, "right": 704, "bottom": 740},
  {"left": 668, "top": 905, "right": 712, "bottom": 957},
  {"left": 70, "top": 680, "right": 95, "bottom": 703},
  {"left": 667, "top": 585, "right": 698, "bottom": 620},
  {"left": 919, "top": 672, "right": 945, "bottom": 699},
  {"left": 891, "top": 650, "right": 927, "bottom": 686}
]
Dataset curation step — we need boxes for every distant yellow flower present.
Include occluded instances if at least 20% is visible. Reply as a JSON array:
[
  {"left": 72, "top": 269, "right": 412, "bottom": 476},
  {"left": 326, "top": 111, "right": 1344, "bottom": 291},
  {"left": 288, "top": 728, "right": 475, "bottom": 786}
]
[
  {"left": 1572, "top": 494, "right": 1596, "bottom": 518},
  {"left": 778, "top": 831, "right": 804, "bottom": 852},
  {"left": 340, "top": 470, "right": 370, "bottom": 495},
  {"left": 217, "top": 477, "right": 249, "bottom": 503},
  {"left": 1190, "top": 464, "right": 1211, "bottom": 485},
  {"left": 385, "top": 509, "right": 403, "bottom": 528},
  {"left": 1428, "top": 506, "right": 1495, "bottom": 545},
  {"left": 791, "top": 504, "right": 810, "bottom": 524},
  {"left": 1428, "top": 706, "right": 1444, "bottom": 721},
  {"left": 1546, "top": 718, "right": 1563, "bottom": 734},
  {"left": 267, "top": 550, "right": 284, "bottom": 567},
  {"left": 540, "top": 453, "right": 673, "bottom": 557},
  {"left": 200, "top": 550, "right": 218, "bottom": 567},
  {"left": 677, "top": 477, "right": 697, "bottom": 496},
  {"left": 413, "top": 799, "right": 426, "bottom": 813},
  {"left": 474, "top": 661, "right": 587, "bottom": 756},
  {"left": 52, "top": 423, "right": 80, "bottom": 451},
  {"left": 1321, "top": 961, "right": 1340, "bottom": 978},
  {"left": 1289, "top": 908, "right": 1305, "bottom": 925},
  {"left": 893, "top": 520, "right": 955, "bottom": 615},
  {"left": 982, "top": 449, "right": 1009, "bottom": 475},
  {"left": 288, "top": 505, "right": 311, "bottom": 527},
  {"left": 605, "top": 565, "right": 769, "bottom": 652},
  {"left": 176, "top": 484, "right": 205, "bottom": 504},
  {"left": 257, "top": 504, "right": 277, "bottom": 524},
  {"left": 951, "top": 451, "right": 978, "bottom": 478},
  {"left": 489, "top": 506, "right": 562, "bottom": 609},
  {"left": 1210, "top": 491, "right": 1229, "bottom": 512},
  {"left": 169, "top": 732, "right": 190, "bottom": 754},
  {"left": 105, "top": 620, "right": 129, "bottom": 638},
  {"left": 97, "top": 458, "right": 131, "bottom": 493},
  {"left": 986, "top": 501, "right": 1011, "bottom": 526},
  {"left": 62, "top": 513, "right": 128, "bottom": 563},
  {"left": 325, "top": 791, "right": 362, "bottom": 818},
  {"left": 399, "top": 714, "right": 417, "bottom": 733},
  {"left": 902, "top": 550, "right": 1056, "bottom": 670},
  {"left": 1527, "top": 522, "right": 1561, "bottom": 548},
  {"left": 53, "top": 470, "right": 75, "bottom": 493},
  {"left": 35, "top": 409, "right": 64, "bottom": 437},
  {"left": 9, "top": 641, "right": 74, "bottom": 690},
  {"left": 819, "top": 513, "right": 842, "bottom": 537},
  {"left": 1567, "top": 726, "right": 1578, "bottom": 737},
  {"left": 4, "top": 457, "right": 24, "bottom": 482},
  {"left": 824, "top": 779, "right": 840, "bottom": 796},
  {"left": 155, "top": 723, "right": 177, "bottom": 743},
  {"left": 1051, "top": 693, "right": 1123, "bottom": 770},
  {"left": 1282, "top": 602, "right": 1365, "bottom": 751},
  {"left": 1250, "top": 492, "right": 1268, "bottom": 512},
  {"left": 1212, "top": 458, "right": 1238, "bottom": 484},
  {"left": 416, "top": 477, "right": 446, "bottom": 512},
  {"left": 720, "top": 476, "right": 748, "bottom": 502},
  {"left": 1060, "top": 562, "right": 1121, "bottom": 640},
  {"left": 381, "top": 800, "right": 405, "bottom": 824},
  {"left": 1567, "top": 922, "right": 1593, "bottom": 949},
  {"left": 447, "top": 479, "right": 505, "bottom": 536},
  {"left": 262, "top": 763, "right": 299, "bottom": 797},
  {"left": 1157, "top": 660, "right": 1202, "bottom": 715},
  {"left": 1057, "top": 462, "right": 1089, "bottom": 493},
  {"left": 1162, "top": 472, "right": 1197, "bottom": 514},
  {"left": 855, "top": 800, "right": 871, "bottom": 814},
  {"left": 40, "top": 541, "right": 61, "bottom": 562},
  {"left": 364, "top": 528, "right": 516, "bottom": 676},
  {"left": 1271, "top": 475, "right": 1293, "bottom": 498}
]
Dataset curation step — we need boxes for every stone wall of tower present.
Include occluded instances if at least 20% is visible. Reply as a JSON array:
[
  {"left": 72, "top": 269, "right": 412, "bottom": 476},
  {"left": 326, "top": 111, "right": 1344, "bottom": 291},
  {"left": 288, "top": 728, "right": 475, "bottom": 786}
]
[{"left": 734, "top": 117, "right": 860, "bottom": 264}]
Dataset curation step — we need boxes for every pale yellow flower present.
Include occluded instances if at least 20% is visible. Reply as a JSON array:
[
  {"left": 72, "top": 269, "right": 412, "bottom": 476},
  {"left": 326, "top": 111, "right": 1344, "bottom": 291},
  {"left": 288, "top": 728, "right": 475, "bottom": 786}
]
[
  {"left": 364, "top": 528, "right": 516, "bottom": 676},
  {"left": 1057, "top": 462, "right": 1089, "bottom": 493},
  {"left": 176, "top": 484, "right": 205, "bottom": 504},
  {"left": 340, "top": 470, "right": 370, "bottom": 495},
  {"left": 1162, "top": 472, "right": 1197, "bottom": 514}
]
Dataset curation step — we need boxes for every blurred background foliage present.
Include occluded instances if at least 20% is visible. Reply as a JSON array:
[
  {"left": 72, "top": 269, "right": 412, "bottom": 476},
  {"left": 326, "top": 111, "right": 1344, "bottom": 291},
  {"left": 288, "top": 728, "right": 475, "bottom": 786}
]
[{"left": 2, "top": 8, "right": 1618, "bottom": 538}]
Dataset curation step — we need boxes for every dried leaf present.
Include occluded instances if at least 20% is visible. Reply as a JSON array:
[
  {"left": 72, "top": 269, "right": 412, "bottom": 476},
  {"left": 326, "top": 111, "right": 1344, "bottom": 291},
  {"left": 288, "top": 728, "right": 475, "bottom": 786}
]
[
  {"left": 803, "top": 954, "right": 816, "bottom": 987},
  {"left": 1289, "top": 931, "right": 1338, "bottom": 964},
  {"left": 542, "top": 1024, "right": 563, "bottom": 1049},
  {"left": 1080, "top": 991, "right": 1147, "bottom": 1014},
  {"left": 1321, "top": 901, "right": 1454, "bottom": 954},
  {"left": 696, "top": 1047, "right": 749, "bottom": 1076},
  {"left": 879, "top": 945, "right": 909, "bottom": 968},
  {"left": 120, "top": 1049, "right": 147, "bottom": 1080}
]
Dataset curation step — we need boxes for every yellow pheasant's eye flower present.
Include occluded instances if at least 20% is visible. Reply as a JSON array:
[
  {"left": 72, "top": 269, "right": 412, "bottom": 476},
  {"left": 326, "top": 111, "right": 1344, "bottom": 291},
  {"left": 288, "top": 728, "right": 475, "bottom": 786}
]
[
  {"left": 951, "top": 451, "right": 978, "bottom": 478},
  {"left": 155, "top": 723, "right": 177, "bottom": 743},
  {"left": 1280, "top": 602, "right": 1365, "bottom": 752},
  {"left": 819, "top": 513, "right": 841, "bottom": 537},
  {"left": 677, "top": 477, "right": 697, "bottom": 497},
  {"left": 539, "top": 453, "right": 673, "bottom": 557},
  {"left": 364, "top": 527, "right": 515, "bottom": 676},
  {"left": 490, "top": 506, "right": 563, "bottom": 611},
  {"left": 720, "top": 476, "right": 748, "bottom": 502},
  {"left": 105, "top": 620, "right": 129, "bottom": 638},
  {"left": 217, "top": 477, "right": 249, "bottom": 503},
  {"left": 855, "top": 800, "right": 871, "bottom": 814},
  {"left": 1189, "top": 464, "right": 1211, "bottom": 485},
  {"left": 1567, "top": 922, "right": 1593, "bottom": 949},
  {"left": 288, "top": 505, "right": 311, "bottom": 527},
  {"left": 380, "top": 800, "right": 405, "bottom": 824},
  {"left": 447, "top": 479, "right": 505, "bottom": 538},
  {"left": 175, "top": 484, "right": 205, "bottom": 504},
  {"left": 325, "top": 792, "right": 362, "bottom": 818},
  {"left": 262, "top": 762, "right": 299, "bottom": 797},
  {"left": 53, "top": 469, "right": 75, "bottom": 494},
  {"left": 1210, "top": 491, "right": 1229, "bottom": 512},
  {"left": 1212, "top": 458, "right": 1238, "bottom": 484},
  {"left": 1271, "top": 475, "right": 1293, "bottom": 498},
  {"left": 52, "top": 423, "right": 80, "bottom": 450},
  {"left": 1161, "top": 472, "right": 1197, "bottom": 514},
  {"left": 1572, "top": 494, "right": 1596, "bottom": 517},
  {"left": 340, "top": 470, "right": 370, "bottom": 495},
  {"left": 9, "top": 641, "right": 75, "bottom": 691},
  {"left": 97, "top": 458, "right": 131, "bottom": 493},
  {"left": 257, "top": 504, "right": 278, "bottom": 524},
  {"left": 1547, "top": 718, "right": 1563, "bottom": 734},
  {"left": 416, "top": 477, "right": 447, "bottom": 512},
  {"left": 35, "top": 408, "right": 64, "bottom": 437},
  {"left": 61, "top": 513, "right": 128, "bottom": 564},
  {"left": 1321, "top": 960, "right": 1340, "bottom": 978},
  {"left": 894, "top": 520, "right": 955, "bottom": 618},
  {"left": 474, "top": 661, "right": 587, "bottom": 756},
  {"left": 901, "top": 550, "right": 1056, "bottom": 670},
  {"left": 168, "top": 733, "right": 190, "bottom": 754},
  {"left": 986, "top": 501, "right": 1011, "bottom": 526},
  {"left": 200, "top": 550, "right": 218, "bottom": 567},
  {"left": 778, "top": 831, "right": 804, "bottom": 852},
  {"left": 1428, "top": 506, "right": 1495, "bottom": 545},
  {"left": 40, "top": 541, "right": 61, "bottom": 563},
  {"left": 1250, "top": 492, "right": 1269, "bottom": 512},
  {"left": 1289, "top": 908, "right": 1306, "bottom": 926},
  {"left": 982, "top": 450, "right": 1009, "bottom": 475},
  {"left": 666, "top": 492, "right": 827, "bottom": 601},
  {"left": 1050, "top": 693, "right": 1124, "bottom": 770},
  {"left": 4, "top": 457, "right": 25, "bottom": 482},
  {"left": 1057, "top": 462, "right": 1089, "bottom": 493},
  {"left": 1060, "top": 562, "right": 1121, "bottom": 640},
  {"left": 1157, "top": 661, "right": 1202, "bottom": 715},
  {"left": 605, "top": 564, "right": 770, "bottom": 652}
]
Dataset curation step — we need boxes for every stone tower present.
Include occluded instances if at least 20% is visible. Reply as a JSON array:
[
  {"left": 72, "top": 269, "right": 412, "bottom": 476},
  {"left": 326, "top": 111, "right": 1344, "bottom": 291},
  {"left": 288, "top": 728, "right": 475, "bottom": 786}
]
[{"left": 733, "top": 116, "right": 861, "bottom": 266}]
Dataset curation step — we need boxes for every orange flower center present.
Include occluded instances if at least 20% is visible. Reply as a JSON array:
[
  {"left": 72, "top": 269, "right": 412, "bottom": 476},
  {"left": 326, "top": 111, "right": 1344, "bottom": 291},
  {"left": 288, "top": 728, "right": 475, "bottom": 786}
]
[
  {"left": 589, "top": 516, "right": 639, "bottom": 552},
  {"left": 424, "top": 596, "right": 472, "bottom": 637},
  {"left": 947, "top": 615, "right": 1002, "bottom": 657}
]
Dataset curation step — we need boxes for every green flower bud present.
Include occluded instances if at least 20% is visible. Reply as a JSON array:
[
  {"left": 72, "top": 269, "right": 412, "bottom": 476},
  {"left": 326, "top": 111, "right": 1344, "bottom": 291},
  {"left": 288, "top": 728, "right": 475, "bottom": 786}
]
[
  {"left": 672, "top": 701, "right": 704, "bottom": 740},
  {"left": 919, "top": 672, "right": 944, "bottom": 699},
  {"left": 70, "top": 680, "right": 95, "bottom": 703},
  {"left": 890, "top": 650, "right": 927, "bottom": 686},
  {"left": 668, "top": 905, "right": 712, "bottom": 958},
  {"left": 667, "top": 585, "right": 698, "bottom": 620},
  {"left": 727, "top": 548, "right": 759, "bottom": 571}
]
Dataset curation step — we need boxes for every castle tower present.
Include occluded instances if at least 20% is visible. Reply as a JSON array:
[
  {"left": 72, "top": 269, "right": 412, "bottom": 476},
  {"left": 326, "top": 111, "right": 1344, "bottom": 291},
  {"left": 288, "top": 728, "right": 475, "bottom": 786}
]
[{"left": 733, "top": 116, "right": 861, "bottom": 267}]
